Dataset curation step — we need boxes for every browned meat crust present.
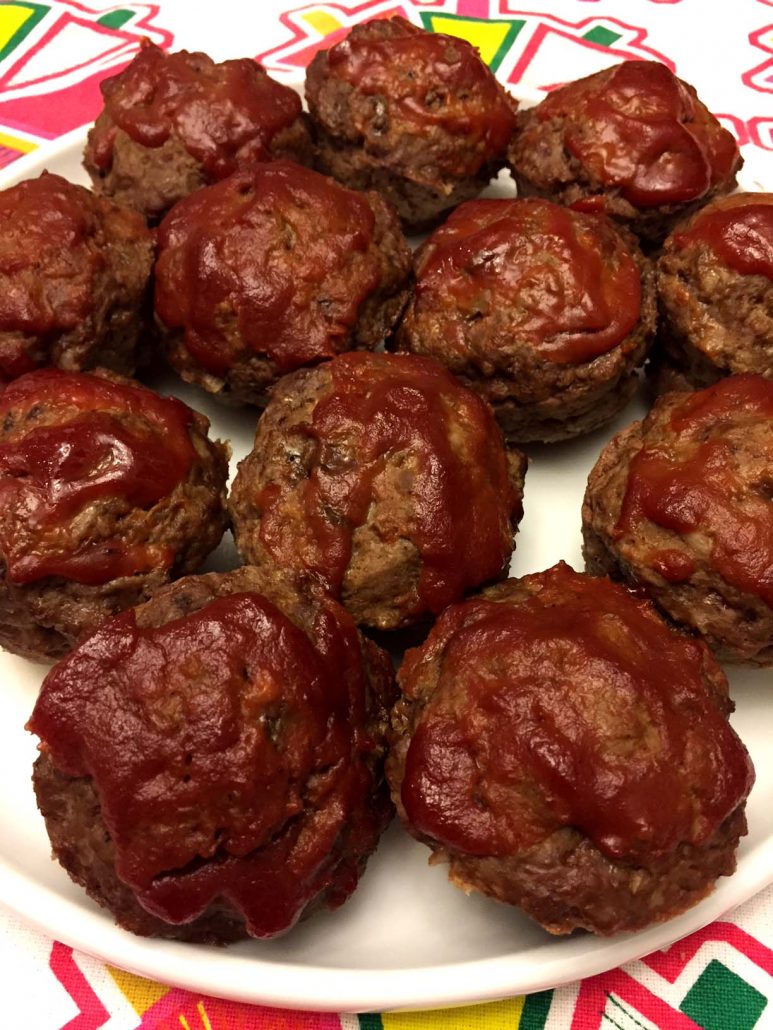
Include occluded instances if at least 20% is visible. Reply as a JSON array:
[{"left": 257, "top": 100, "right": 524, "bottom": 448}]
[
  {"left": 583, "top": 377, "right": 773, "bottom": 664},
  {"left": 0, "top": 369, "right": 229, "bottom": 661},
  {"left": 229, "top": 353, "right": 525, "bottom": 629},
  {"left": 655, "top": 193, "right": 773, "bottom": 390},
  {"left": 0, "top": 172, "right": 153, "bottom": 380},
  {"left": 306, "top": 17, "right": 518, "bottom": 231},
  {"left": 387, "top": 565, "right": 752, "bottom": 935},
  {"left": 395, "top": 198, "right": 656, "bottom": 443},
  {"left": 508, "top": 61, "right": 741, "bottom": 246},
  {"left": 84, "top": 43, "right": 313, "bottom": 224},
  {"left": 154, "top": 161, "right": 413, "bottom": 407}
]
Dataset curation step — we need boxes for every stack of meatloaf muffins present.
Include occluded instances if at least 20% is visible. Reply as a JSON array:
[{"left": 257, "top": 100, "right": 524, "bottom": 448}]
[{"left": 0, "top": 18, "right": 767, "bottom": 945}]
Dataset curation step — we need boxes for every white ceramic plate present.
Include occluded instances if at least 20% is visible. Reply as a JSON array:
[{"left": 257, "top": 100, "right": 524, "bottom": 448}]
[{"left": 0, "top": 121, "right": 771, "bottom": 1015}]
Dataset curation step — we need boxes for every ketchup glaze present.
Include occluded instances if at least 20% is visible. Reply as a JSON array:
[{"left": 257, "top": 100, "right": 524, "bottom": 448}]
[
  {"left": 0, "top": 369, "right": 197, "bottom": 585},
  {"left": 399, "top": 563, "right": 753, "bottom": 862}
]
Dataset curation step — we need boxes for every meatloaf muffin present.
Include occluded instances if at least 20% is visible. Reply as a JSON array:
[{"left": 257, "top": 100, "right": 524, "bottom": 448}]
[
  {"left": 388, "top": 562, "right": 754, "bottom": 936},
  {"left": 229, "top": 351, "right": 526, "bottom": 630},
  {"left": 583, "top": 374, "right": 773, "bottom": 664},
  {"left": 656, "top": 193, "right": 773, "bottom": 391},
  {"left": 29, "top": 564, "right": 396, "bottom": 942},
  {"left": 395, "top": 197, "right": 656, "bottom": 443},
  {"left": 155, "top": 160, "right": 413, "bottom": 407},
  {"left": 0, "top": 172, "right": 153, "bottom": 381},
  {"left": 84, "top": 41, "right": 312, "bottom": 223},
  {"left": 509, "top": 61, "right": 741, "bottom": 246},
  {"left": 305, "top": 17, "right": 518, "bottom": 231},
  {"left": 0, "top": 368, "right": 228, "bottom": 661}
]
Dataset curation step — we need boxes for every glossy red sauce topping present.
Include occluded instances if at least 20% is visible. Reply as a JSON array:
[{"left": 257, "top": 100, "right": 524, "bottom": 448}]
[
  {"left": 29, "top": 591, "right": 376, "bottom": 937},
  {"left": 90, "top": 42, "right": 302, "bottom": 180},
  {"left": 650, "top": 548, "right": 697, "bottom": 583},
  {"left": 321, "top": 17, "right": 516, "bottom": 176},
  {"left": 400, "top": 563, "right": 753, "bottom": 861},
  {"left": 0, "top": 173, "right": 101, "bottom": 378},
  {"left": 0, "top": 369, "right": 196, "bottom": 585},
  {"left": 414, "top": 198, "right": 642, "bottom": 364},
  {"left": 155, "top": 162, "right": 380, "bottom": 377},
  {"left": 672, "top": 194, "right": 773, "bottom": 280},
  {"left": 258, "top": 352, "right": 518, "bottom": 617},
  {"left": 538, "top": 61, "right": 739, "bottom": 208},
  {"left": 617, "top": 375, "right": 773, "bottom": 604}
]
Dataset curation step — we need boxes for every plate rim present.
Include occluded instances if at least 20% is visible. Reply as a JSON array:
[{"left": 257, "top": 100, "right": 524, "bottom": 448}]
[
  {"left": 2, "top": 838, "right": 772, "bottom": 1013},
  {"left": 0, "top": 122, "right": 771, "bottom": 1015}
]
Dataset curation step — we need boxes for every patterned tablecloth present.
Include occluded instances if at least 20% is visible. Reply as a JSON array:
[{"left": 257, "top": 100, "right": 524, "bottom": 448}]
[{"left": 0, "top": 1, "right": 771, "bottom": 1026}]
